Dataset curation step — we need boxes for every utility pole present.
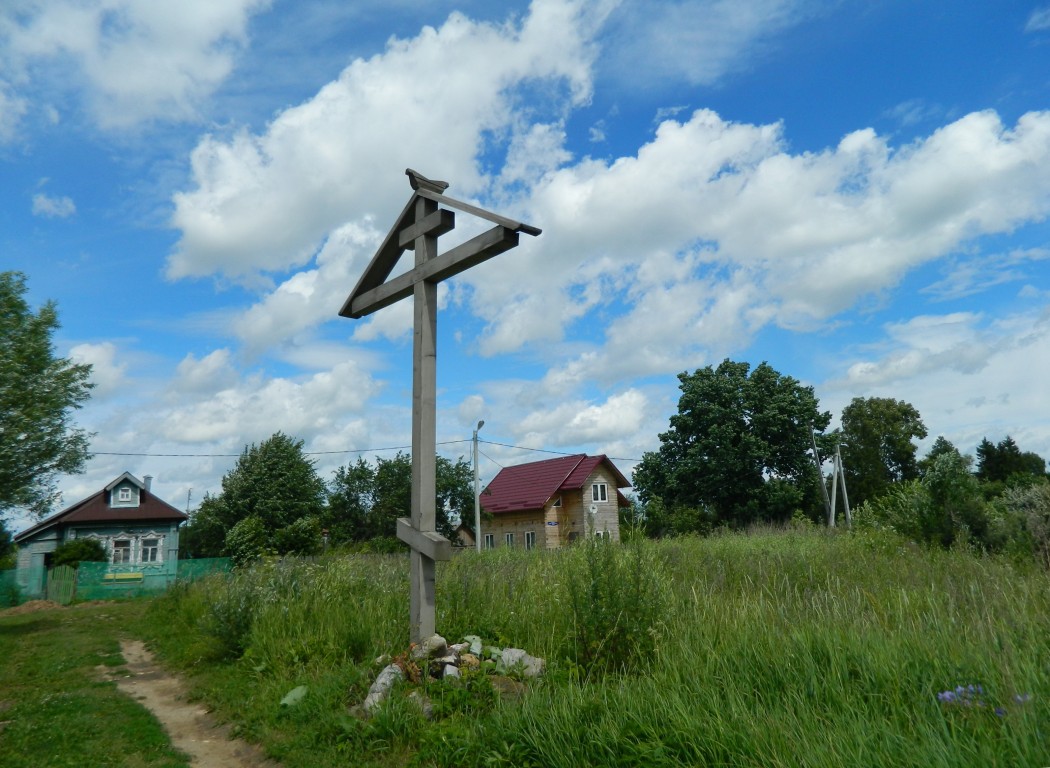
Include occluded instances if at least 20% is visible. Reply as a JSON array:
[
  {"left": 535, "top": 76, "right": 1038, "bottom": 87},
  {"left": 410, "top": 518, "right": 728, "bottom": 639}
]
[
  {"left": 473, "top": 419, "right": 484, "bottom": 552},
  {"left": 835, "top": 443, "right": 852, "bottom": 528},
  {"left": 810, "top": 430, "right": 832, "bottom": 525},
  {"left": 186, "top": 488, "right": 192, "bottom": 515}
]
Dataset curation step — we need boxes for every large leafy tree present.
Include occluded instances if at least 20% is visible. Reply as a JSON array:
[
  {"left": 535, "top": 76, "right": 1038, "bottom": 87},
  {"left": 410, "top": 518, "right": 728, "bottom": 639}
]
[
  {"left": 838, "top": 397, "right": 927, "bottom": 508},
  {"left": 634, "top": 359, "right": 831, "bottom": 528},
  {"left": 0, "top": 272, "right": 93, "bottom": 518},
  {"left": 325, "top": 452, "right": 472, "bottom": 544},
  {"left": 180, "top": 432, "right": 326, "bottom": 560}
]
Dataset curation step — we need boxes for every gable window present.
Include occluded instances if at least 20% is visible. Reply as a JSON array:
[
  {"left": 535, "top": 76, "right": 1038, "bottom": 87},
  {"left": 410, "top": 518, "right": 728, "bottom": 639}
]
[
  {"left": 141, "top": 538, "right": 160, "bottom": 563},
  {"left": 118, "top": 487, "right": 132, "bottom": 502},
  {"left": 112, "top": 539, "right": 131, "bottom": 564},
  {"left": 525, "top": 531, "right": 536, "bottom": 550},
  {"left": 592, "top": 483, "right": 608, "bottom": 503},
  {"left": 484, "top": 533, "right": 495, "bottom": 550},
  {"left": 505, "top": 532, "right": 515, "bottom": 548},
  {"left": 551, "top": 497, "right": 562, "bottom": 507}
]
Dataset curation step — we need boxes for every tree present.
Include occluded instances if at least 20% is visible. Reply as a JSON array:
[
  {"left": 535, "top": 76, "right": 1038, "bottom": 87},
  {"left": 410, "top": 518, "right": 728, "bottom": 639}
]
[
  {"left": 178, "top": 493, "right": 228, "bottom": 558},
  {"left": 976, "top": 436, "right": 1047, "bottom": 483},
  {"left": 179, "top": 433, "right": 326, "bottom": 562},
  {"left": 325, "top": 452, "right": 473, "bottom": 545},
  {"left": 634, "top": 359, "right": 831, "bottom": 528},
  {"left": 0, "top": 272, "right": 94, "bottom": 518},
  {"left": 838, "top": 397, "right": 927, "bottom": 509},
  {"left": 221, "top": 432, "right": 326, "bottom": 533},
  {"left": 0, "top": 522, "right": 15, "bottom": 570},
  {"left": 918, "top": 436, "right": 961, "bottom": 477},
  {"left": 859, "top": 451, "right": 992, "bottom": 550}
]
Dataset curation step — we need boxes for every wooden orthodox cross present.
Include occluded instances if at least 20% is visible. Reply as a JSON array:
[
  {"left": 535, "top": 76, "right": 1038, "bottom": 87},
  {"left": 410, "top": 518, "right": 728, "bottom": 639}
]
[{"left": 339, "top": 169, "right": 541, "bottom": 643}]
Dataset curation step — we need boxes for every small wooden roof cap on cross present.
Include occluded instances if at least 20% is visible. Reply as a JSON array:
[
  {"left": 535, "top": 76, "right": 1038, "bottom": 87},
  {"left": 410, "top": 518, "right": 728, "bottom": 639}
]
[{"left": 339, "top": 169, "right": 541, "bottom": 319}]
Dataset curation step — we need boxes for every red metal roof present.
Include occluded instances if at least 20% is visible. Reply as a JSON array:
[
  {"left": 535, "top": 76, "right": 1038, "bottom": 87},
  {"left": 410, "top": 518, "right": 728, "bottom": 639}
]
[
  {"left": 14, "top": 479, "right": 188, "bottom": 543},
  {"left": 480, "top": 454, "right": 631, "bottom": 515}
]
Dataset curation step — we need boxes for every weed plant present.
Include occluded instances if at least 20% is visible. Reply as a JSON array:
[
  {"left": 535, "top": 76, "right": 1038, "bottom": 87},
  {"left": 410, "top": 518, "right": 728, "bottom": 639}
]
[{"left": 143, "top": 528, "right": 1050, "bottom": 767}]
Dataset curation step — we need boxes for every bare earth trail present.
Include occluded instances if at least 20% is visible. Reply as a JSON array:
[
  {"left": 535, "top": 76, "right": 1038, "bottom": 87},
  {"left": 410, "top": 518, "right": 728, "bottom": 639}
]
[{"left": 102, "top": 640, "right": 279, "bottom": 768}]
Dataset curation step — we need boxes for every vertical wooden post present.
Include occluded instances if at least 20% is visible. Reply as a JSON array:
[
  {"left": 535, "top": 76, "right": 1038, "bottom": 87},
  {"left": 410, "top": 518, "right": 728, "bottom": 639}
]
[
  {"left": 410, "top": 195, "right": 439, "bottom": 642},
  {"left": 340, "top": 170, "right": 540, "bottom": 647}
]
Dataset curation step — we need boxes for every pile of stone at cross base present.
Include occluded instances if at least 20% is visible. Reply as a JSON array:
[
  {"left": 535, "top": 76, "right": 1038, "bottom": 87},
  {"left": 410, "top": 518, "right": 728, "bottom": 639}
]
[{"left": 357, "top": 633, "right": 546, "bottom": 717}]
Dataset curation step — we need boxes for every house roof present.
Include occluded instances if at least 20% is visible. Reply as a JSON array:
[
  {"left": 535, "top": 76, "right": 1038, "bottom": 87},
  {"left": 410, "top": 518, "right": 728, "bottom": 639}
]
[
  {"left": 14, "top": 473, "right": 188, "bottom": 543},
  {"left": 480, "top": 454, "right": 631, "bottom": 515}
]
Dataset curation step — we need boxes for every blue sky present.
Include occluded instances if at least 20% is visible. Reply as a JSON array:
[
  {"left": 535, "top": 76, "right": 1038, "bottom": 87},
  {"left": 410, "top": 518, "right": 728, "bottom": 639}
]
[{"left": 4, "top": 0, "right": 1050, "bottom": 530}]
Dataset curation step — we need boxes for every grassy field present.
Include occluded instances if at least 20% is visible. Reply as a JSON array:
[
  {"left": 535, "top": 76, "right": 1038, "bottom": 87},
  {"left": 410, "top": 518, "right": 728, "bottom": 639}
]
[
  {"left": 0, "top": 599, "right": 189, "bottom": 768},
  {"left": 2, "top": 528, "right": 1048, "bottom": 767}
]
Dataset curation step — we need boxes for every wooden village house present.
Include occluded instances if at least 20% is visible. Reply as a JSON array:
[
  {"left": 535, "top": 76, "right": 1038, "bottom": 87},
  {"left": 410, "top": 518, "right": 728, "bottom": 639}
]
[
  {"left": 476, "top": 454, "right": 630, "bottom": 549},
  {"left": 13, "top": 472, "right": 188, "bottom": 598}
]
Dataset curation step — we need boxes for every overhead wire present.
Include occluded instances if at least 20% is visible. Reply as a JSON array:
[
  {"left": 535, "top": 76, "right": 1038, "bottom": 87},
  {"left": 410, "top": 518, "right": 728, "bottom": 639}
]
[{"left": 89, "top": 438, "right": 642, "bottom": 464}]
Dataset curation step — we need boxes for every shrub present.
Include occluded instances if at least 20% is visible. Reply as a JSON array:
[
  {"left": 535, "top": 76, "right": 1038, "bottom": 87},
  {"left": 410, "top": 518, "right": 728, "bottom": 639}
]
[
  {"left": 564, "top": 536, "right": 669, "bottom": 675},
  {"left": 224, "top": 515, "right": 272, "bottom": 567},
  {"left": 51, "top": 538, "right": 107, "bottom": 568}
]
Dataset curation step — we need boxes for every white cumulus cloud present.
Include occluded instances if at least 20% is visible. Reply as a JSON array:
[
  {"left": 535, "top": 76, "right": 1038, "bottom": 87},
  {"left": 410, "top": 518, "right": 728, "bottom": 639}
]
[{"left": 0, "top": 0, "right": 271, "bottom": 130}]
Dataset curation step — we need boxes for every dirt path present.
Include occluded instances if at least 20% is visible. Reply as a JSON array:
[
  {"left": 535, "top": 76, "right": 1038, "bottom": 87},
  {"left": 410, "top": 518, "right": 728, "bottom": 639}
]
[{"left": 102, "top": 640, "right": 279, "bottom": 768}]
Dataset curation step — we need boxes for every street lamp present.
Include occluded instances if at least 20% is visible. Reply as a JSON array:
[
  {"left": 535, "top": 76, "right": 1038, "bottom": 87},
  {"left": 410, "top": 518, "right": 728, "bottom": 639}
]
[{"left": 473, "top": 420, "right": 485, "bottom": 552}]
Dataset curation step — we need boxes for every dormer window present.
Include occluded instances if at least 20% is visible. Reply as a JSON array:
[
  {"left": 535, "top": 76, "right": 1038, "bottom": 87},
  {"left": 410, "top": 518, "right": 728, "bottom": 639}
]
[{"left": 118, "top": 487, "right": 131, "bottom": 502}]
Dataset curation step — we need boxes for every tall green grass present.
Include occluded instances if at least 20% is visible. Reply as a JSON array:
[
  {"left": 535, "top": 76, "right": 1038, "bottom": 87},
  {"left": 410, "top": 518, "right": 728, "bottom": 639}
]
[{"left": 143, "top": 528, "right": 1050, "bottom": 767}]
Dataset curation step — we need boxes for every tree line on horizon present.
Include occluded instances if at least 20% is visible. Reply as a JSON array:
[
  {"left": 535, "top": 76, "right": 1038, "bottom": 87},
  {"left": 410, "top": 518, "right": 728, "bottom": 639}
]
[{"left": 630, "top": 359, "right": 1050, "bottom": 565}]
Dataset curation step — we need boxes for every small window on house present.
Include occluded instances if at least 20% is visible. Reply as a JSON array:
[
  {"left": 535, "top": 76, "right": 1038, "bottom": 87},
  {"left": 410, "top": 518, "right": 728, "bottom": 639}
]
[
  {"left": 484, "top": 533, "right": 495, "bottom": 550},
  {"left": 141, "top": 539, "right": 159, "bottom": 563},
  {"left": 595, "top": 530, "right": 610, "bottom": 540},
  {"left": 551, "top": 496, "right": 562, "bottom": 507},
  {"left": 112, "top": 539, "right": 131, "bottom": 564},
  {"left": 118, "top": 487, "right": 132, "bottom": 502},
  {"left": 525, "top": 530, "right": 536, "bottom": 550},
  {"left": 505, "top": 532, "right": 515, "bottom": 548},
  {"left": 592, "top": 483, "right": 608, "bottom": 503}
]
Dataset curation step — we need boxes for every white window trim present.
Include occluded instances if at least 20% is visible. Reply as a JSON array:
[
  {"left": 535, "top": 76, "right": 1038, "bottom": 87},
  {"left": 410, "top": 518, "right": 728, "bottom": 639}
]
[
  {"left": 118, "top": 486, "right": 132, "bottom": 502},
  {"left": 525, "top": 530, "right": 536, "bottom": 550},
  {"left": 592, "top": 483, "right": 608, "bottom": 503},
  {"left": 505, "top": 532, "right": 515, "bottom": 548},
  {"left": 111, "top": 538, "right": 132, "bottom": 565},
  {"left": 107, "top": 530, "right": 165, "bottom": 566},
  {"left": 484, "top": 533, "right": 495, "bottom": 550}
]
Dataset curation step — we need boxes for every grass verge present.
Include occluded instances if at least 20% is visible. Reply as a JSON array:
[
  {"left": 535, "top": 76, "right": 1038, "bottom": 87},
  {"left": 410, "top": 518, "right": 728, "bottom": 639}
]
[{"left": 0, "top": 599, "right": 190, "bottom": 768}]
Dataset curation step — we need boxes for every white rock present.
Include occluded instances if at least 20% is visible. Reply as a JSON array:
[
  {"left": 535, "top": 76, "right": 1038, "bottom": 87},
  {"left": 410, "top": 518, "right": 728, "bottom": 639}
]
[
  {"left": 363, "top": 663, "right": 403, "bottom": 713},
  {"left": 501, "top": 648, "right": 545, "bottom": 677},
  {"left": 411, "top": 634, "right": 448, "bottom": 660}
]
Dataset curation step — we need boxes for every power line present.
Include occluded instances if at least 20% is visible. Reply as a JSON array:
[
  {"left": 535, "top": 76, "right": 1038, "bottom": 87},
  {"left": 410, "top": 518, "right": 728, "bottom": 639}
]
[
  {"left": 91, "top": 439, "right": 471, "bottom": 459},
  {"left": 88, "top": 438, "right": 641, "bottom": 464},
  {"left": 479, "top": 439, "right": 642, "bottom": 464}
]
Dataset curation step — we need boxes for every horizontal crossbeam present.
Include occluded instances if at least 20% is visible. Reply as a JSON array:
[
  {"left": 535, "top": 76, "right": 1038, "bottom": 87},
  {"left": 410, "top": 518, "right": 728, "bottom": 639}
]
[
  {"left": 347, "top": 225, "right": 519, "bottom": 318},
  {"left": 397, "top": 518, "right": 452, "bottom": 562}
]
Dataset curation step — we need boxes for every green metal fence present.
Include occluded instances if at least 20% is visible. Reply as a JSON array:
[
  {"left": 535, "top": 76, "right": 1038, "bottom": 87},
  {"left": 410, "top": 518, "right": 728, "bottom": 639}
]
[{"left": 0, "top": 557, "right": 232, "bottom": 608}]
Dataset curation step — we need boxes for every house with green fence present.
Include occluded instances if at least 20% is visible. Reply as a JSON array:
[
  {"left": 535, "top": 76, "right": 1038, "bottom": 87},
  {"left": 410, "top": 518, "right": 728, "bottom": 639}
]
[{"left": 12, "top": 472, "right": 189, "bottom": 600}]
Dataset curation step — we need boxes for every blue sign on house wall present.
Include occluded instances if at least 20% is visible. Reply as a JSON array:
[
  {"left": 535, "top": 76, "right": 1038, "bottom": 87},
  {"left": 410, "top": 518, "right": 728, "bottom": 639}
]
[{"left": 546, "top": 521, "right": 558, "bottom": 526}]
